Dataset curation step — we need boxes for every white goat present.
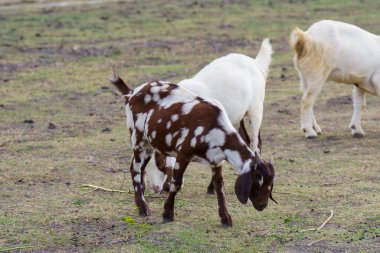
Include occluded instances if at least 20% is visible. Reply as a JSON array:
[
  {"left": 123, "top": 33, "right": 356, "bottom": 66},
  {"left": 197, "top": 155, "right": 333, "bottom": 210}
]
[
  {"left": 147, "top": 38, "right": 273, "bottom": 193},
  {"left": 290, "top": 20, "right": 380, "bottom": 138}
]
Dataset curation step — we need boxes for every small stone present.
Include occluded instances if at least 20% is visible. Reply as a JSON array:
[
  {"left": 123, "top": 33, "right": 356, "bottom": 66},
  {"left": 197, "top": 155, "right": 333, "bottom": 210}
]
[
  {"left": 48, "top": 122, "right": 57, "bottom": 129},
  {"left": 101, "top": 127, "right": 111, "bottom": 133}
]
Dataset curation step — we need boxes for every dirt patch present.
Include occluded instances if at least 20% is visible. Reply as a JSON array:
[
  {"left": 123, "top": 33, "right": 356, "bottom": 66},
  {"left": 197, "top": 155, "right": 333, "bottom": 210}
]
[
  {"left": 0, "top": 58, "right": 53, "bottom": 73},
  {"left": 18, "top": 44, "right": 120, "bottom": 57},
  {"left": 207, "top": 38, "right": 254, "bottom": 52},
  {"left": 0, "top": 45, "right": 120, "bottom": 73},
  {"left": 326, "top": 95, "right": 352, "bottom": 106},
  {"left": 46, "top": 217, "right": 131, "bottom": 251}
]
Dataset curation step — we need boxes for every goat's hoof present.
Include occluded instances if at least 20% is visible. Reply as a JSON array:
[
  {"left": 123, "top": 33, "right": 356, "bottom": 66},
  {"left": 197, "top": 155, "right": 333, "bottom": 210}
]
[
  {"left": 139, "top": 210, "right": 150, "bottom": 217},
  {"left": 313, "top": 126, "right": 322, "bottom": 135},
  {"left": 221, "top": 215, "right": 233, "bottom": 227},
  {"left": 162, "top": 213, "right": 174, "bottom": 223},
  {"left": 353, "top": 132, "right": 364, "bottom": 138},
  {"left": 303, "top": 128, "right": 318, "bottom": 139},
  {"left": 207, "top": 188, "right": 215, "bottom": 195},
  {"left": 162, "top": 183, "right": 170, "bottom": 192},
  {"left": 138, "top": 203, "right": 151, "bottom": 217}
]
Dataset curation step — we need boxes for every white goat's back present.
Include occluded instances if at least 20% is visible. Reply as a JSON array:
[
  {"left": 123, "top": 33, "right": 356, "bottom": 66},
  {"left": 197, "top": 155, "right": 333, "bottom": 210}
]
[
  {"left": 178, "top": 39, "right": 272, "bottom": 126},
  {"left": 306, "top": 20, "right": 380, "bottom": 77}
]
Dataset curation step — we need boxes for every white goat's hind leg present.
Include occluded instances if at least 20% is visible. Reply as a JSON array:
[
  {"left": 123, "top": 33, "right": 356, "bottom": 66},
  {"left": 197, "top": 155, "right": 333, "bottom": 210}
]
[
  {"left": 349, "top": 86, "right": 366, "bottom": 138},
  {"left": 312, "top": 109, "right": 322, "bottom": 134},
  {"left": 300, "top": 84, "right": 323, "bottom": 139},
  {"left": 371, "top": 68, "right": 380, "bottom": 95},
  {"left": 297, "top": 68, "right": 323, "bottom": 137}
]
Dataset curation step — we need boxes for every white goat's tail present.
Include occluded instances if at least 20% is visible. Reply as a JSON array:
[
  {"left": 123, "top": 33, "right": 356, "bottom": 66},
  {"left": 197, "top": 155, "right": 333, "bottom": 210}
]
[
  {"left": 255, "top": 38, "right": 273, "bottom": 78},
  {"left": 289, "top": 27, "right": 308, "bottom": 59}
]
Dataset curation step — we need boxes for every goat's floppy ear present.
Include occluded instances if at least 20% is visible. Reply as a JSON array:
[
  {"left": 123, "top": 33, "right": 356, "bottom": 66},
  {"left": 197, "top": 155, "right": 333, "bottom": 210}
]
[{"left": 235, "top": 171, "right": 254, "bottom": 204}]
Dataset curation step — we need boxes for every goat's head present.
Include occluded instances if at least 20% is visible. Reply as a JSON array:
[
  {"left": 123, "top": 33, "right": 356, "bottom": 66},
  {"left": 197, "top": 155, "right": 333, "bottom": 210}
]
[
  {"left": 235, "top": 152, "right": 276, "bottom": 211},
  {"left": 147, "top": 165, "right": 167, "bottom": 194},
  {"left": 147, "top": 154, "right": 175, "bottom": 194}
]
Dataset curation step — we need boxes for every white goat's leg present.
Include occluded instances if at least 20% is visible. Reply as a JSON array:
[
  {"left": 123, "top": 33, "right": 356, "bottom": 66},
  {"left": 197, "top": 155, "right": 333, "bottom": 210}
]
[
  {"left": 349, "top": 86, "right": 366, "bottom": 138},
  {"left": 300, "top": 84, "right": 323, "bottom": 139},
  {"left": 247, "top": 107, "right": 263, "bottom": 153},
  {"left": 371, "top": 68, "right": 380, "bottom": 95},
  {"left": 297, "top": 63, "right": 328, "bottom": 138},
  {"left": 312, "top": 109, "right": 322, "bottom": 134}
]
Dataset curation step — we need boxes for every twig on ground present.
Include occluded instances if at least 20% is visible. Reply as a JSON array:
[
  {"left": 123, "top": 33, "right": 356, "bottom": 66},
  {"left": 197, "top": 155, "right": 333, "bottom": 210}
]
[
  {"left": 80, "top": 183, "right": 165, "bottom": 198},
  {"left": 300, "top": 210, "right": 334, "bottom": 232},
  {"left": 307, "top": 239, "right": 325, "bottom": 246},
  {"left": 0, "top": 245, "right": 42, "bottom": 252},
  {"left": 272, "top": 191, "right": 292, "bottom": 195},
  {"left": 81, "top": 184, "right": 130, "bottom": 193}
]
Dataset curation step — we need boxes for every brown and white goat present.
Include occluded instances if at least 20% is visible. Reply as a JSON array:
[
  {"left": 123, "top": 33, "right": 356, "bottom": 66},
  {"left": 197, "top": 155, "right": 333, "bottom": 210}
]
[{"left": 110, "top": 70, "right": 276, "bottom": 226}]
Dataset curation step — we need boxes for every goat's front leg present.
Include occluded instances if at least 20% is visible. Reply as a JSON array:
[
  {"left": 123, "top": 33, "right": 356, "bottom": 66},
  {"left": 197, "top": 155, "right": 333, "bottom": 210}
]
[
  {"left": 212, "top": 166, "right": 232, "bottom": 227},
  {"left": 247, "top": 108, "right": 262, "bottom": 153},
  {"left": 163, "top": 156, "right": 190, "bottom": 222},
  {"left": 350, "top": 85, "right": 366, "bottom": 138},
  {"left": 238, "top": 120, "right": 252, "bottom": 148},
  {"left": 207, "top": 178, "right": 215, "bottom": 195},
  {"left": 131, "top": 149, "right": 152, "bottom": 216}
]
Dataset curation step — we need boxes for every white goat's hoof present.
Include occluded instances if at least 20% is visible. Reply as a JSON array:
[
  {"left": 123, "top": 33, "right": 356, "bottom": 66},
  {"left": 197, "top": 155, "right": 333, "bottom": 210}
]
[
  {"left": 303, "top": 128, "right": 318, "bottom": 139},
  {"left": 314, "top": 126, "right": 322, "bottom": 135},
  {"left": 353, "top": 132, "right": 364, "bottom": 138},
  {"left": 350, "top": 125, "right": 364, "bottom": 138}
]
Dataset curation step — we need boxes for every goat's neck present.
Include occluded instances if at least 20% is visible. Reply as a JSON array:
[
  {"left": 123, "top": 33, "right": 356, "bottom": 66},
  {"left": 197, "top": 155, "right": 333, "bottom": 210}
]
[{"left": 222, "top": 133, "right": 254, "bottom": 174}]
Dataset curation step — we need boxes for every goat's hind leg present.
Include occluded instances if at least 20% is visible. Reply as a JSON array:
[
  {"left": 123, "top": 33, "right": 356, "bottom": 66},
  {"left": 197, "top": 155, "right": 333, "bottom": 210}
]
[
  {"left": 349, "top": 85, "right": 366, "bottom": 138},
  {"left": 131, "top": 148, "right": 152, "bottom": 216},
  {"left": 163, "top": 155, "right": 190, "bottom": 222},
  {"left": 297, "top": 66, "right": 327, "bottom": 138},
  {"left": 207, "top": 178, "right": 215, "bottom": 195},
  {"left": 212, "top": 166, "right": 232, "bottom": 227},
  {"left": 312, "top": 110, "right": 322, "bottom": 135},
  {"left": 300, "top": 77, "right": 325, "bottom": 139}
]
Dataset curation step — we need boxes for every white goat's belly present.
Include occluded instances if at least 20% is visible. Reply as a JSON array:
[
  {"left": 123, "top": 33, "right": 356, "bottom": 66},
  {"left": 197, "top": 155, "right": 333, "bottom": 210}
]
[
  {"left": 328, "top": 69, "right": 366, "bottom": 85},
  {"left": 329, "top": 69, "right": 379, "bottom": 95}
]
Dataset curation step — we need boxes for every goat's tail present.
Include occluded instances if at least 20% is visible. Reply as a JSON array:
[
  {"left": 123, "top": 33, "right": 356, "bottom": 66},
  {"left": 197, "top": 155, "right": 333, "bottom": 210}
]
[
  {"left": 255, "top": 38, "right": 273, "bottom": 78},
  {"left": 289, "top": 27, "right": 308, "bottom": 59},
  {"left": 108, "top": 68, "right": 131, "bottom": 96}
]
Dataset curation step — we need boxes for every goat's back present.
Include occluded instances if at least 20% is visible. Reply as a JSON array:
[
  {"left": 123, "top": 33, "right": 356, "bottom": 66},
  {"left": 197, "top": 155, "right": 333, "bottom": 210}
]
[
  {"left": 128, "top": 81, "right": 237, "bottom": 157},
  {"left": 178, "top": 53, "right": 266, "bottom": 126},
  {"left": 306, "top": 20, "right": 380, "bottom": 71}
]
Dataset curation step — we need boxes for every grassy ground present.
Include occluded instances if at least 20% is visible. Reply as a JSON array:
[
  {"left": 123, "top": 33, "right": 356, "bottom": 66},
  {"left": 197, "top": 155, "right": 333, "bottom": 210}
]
[{"left": 1, "top": 0, "right": 380, "bottom": 252}]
